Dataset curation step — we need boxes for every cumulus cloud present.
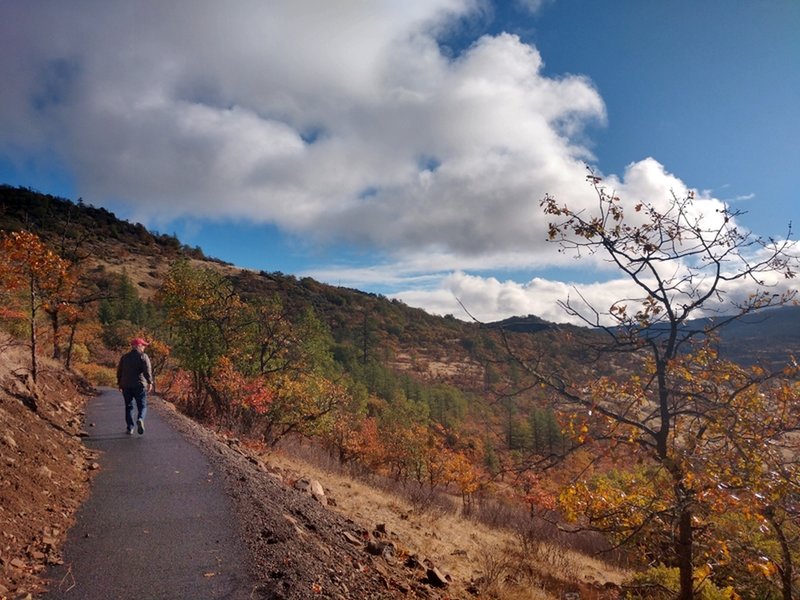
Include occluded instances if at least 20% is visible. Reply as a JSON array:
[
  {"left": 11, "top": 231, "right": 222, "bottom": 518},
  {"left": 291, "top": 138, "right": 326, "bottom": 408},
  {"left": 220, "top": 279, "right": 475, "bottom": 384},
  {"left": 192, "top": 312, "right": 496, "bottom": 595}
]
[
  {"left": 310, "top": 158, "right": 796, "bottom": 324},
  {"left": 392, "top": 258, "right": 798, "bottom": 326},
  {"left": 0, "top": 0, "right": 603, "bottom": 250},
  {"left": 3, "top": 1, "right": 790, "bottom": 321}
]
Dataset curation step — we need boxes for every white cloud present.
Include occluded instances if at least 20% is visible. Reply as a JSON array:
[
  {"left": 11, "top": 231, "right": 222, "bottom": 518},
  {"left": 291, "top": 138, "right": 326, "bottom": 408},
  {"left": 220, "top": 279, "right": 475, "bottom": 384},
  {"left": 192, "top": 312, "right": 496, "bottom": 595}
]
[
  {"left": 3, "top": 1, "right": 791, "bottom": 322},
  {"left": 391, "top": 271, "right": 637, "bottom": 324},
  {"left": 0, "top": 0, "right": 603, "bottom": 256},
  {"left": 391, "top": 255, "right": 798, "bottom": 325},
  {"left": 309, "top": 157, "right": 797, "bottom": 323},
  {"left": 515, "top": 0, "right": 554, "bottom": 15}
]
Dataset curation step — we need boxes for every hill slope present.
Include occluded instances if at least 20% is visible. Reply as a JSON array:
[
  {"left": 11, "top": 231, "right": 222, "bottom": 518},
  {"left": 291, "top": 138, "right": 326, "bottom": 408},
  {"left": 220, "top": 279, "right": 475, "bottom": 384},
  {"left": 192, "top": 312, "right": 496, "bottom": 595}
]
[
  {"left": 0, "top": 338, "right": 96, "bottom": 598},
  {"left": 4, "top": 184, "right": 794, "bottom": 379},
  {"left": 0, "top": 184, "right": 592, "bottom": 393}
]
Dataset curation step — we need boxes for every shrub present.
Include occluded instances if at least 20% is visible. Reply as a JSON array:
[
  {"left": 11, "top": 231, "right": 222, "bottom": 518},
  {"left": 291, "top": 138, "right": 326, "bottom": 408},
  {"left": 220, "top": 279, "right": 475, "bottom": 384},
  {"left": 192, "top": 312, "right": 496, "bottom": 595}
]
[
  {"left": 78, "top": 363, "right": 116, "bottom": 387},
  {"left": 69, "top": 343, "right": 90, "bottom": 365},
  {"left": 624, "top": 565, "right": 736, "bottom": 600}
]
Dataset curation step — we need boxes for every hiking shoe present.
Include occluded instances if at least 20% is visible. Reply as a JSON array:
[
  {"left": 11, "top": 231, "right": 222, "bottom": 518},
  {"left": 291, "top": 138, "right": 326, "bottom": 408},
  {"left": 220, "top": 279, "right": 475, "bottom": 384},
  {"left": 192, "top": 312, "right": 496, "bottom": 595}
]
[
  {"left": 137, "top": 419, "right": 145, "bottom": 435},
  {"left": 127, "top": 428, "right": 134, "bottom": 435}
]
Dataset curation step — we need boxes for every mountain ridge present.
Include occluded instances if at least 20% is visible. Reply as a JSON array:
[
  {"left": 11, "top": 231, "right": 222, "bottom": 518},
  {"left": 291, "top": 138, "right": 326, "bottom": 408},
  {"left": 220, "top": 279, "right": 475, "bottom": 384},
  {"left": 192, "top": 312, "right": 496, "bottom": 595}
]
[{"left": 2, "top": 183, "right": 797, "bottom": 374}]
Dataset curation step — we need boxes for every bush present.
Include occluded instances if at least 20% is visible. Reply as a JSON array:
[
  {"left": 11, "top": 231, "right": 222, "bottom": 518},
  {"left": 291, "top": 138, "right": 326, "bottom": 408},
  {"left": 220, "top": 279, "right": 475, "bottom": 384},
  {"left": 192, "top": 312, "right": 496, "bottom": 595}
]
[
  {"left": 624, "top": 566, "right": 736, "bottom": 600},
  {"left": 78, "top": 363, "right": 116, "bottom": 387},
  {"left": 69, "top": 343, "right": 90, "bottom": 365}
]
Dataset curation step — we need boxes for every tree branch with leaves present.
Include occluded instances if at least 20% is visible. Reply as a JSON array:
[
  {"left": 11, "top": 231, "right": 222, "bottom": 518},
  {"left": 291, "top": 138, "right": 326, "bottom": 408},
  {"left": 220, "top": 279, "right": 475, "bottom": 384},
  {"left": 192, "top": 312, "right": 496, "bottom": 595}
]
[{"left": 526, "top": 174, "right": 799, "bottom": 599}]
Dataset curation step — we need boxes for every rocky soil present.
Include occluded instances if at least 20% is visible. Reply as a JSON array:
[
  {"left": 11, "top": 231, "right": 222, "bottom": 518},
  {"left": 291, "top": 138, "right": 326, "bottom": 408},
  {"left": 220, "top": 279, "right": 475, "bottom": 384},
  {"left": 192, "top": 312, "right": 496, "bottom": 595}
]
[
  {"left": 0, "top": 344, "right": 97, "bottom": 600},
  {"left": 159, "top": 401, "right": 470, "bottom": 599}
]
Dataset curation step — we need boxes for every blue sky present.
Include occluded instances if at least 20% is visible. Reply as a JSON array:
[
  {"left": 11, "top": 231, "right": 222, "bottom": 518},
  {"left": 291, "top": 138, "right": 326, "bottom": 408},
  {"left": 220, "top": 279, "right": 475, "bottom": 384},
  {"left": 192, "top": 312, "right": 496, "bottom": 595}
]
[{"left": 1, "top": 1, "right": 798, "bottom": 323}]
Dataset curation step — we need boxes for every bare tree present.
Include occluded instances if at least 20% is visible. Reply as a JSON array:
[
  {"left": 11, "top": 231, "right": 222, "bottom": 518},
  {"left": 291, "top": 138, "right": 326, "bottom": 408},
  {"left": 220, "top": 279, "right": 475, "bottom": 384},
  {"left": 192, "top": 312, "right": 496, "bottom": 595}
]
[{"left": 514, "top": 173, "right": 799, "bottom": 599}]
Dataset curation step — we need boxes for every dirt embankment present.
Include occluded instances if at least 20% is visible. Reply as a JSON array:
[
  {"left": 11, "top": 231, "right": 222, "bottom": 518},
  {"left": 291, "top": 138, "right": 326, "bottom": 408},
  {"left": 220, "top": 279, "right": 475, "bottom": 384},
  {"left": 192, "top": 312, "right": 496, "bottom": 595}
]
[
  {"left": 159, "top": 401, "right": 472, "bottom": 599},
  {"left": 0, "top": 341, "right": 97, "bottom": 599}
]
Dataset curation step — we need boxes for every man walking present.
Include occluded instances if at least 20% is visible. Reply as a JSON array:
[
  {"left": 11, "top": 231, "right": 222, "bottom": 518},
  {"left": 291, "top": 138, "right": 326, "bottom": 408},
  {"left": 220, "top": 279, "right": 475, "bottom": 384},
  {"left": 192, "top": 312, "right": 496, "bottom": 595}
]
[{"left": 116, "top": 337, "right": 154, "bottom": 435}]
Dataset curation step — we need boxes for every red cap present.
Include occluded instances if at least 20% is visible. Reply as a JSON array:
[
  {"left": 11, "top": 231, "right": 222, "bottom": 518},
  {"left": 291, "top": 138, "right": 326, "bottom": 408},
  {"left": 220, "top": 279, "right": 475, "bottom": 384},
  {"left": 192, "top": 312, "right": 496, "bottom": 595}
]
[{"left": 131, "top": 337, "right": 149, "bottom": 347}]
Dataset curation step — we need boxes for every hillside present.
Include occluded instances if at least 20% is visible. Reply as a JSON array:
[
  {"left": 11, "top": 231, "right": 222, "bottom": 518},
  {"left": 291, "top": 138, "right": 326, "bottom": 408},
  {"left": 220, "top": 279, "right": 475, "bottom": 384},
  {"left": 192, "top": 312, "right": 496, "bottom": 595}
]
[
  {"left": 4, "top": 184, "right": 799, "bottom": 599},
  {"left": 0, "top": 336, "right": 96, "bottom": 598},
  {"left": 706, "top": 306, "right": 800, "bottom": 367},
  {"left": 4, "top": 184, "right": 794, "bottom": 380},
  {"left": 0, "top": 337, "right": 629, "bottom": 599},
  {"left": 0, "top": 184, "right": 601, "bottom": 392}
]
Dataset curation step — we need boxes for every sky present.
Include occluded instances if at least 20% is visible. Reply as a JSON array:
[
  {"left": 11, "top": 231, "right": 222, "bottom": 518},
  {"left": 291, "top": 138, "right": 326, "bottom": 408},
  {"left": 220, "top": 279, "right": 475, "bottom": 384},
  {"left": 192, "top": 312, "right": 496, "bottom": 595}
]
[{"left": 1, "top": 1, "right": 798, "bottom": 324}]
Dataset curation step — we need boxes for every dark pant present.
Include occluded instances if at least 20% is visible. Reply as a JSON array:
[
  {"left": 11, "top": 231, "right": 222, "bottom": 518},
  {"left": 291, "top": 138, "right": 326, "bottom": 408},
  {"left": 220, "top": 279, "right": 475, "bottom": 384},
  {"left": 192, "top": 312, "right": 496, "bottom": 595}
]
[{"left": 121, "top": 385, "right": 147, "bottom": 431}]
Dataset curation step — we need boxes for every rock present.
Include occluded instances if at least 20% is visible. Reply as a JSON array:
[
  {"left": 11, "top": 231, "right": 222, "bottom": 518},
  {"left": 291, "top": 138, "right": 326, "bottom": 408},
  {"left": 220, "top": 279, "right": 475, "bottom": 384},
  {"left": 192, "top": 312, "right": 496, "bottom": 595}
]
[
  {"left": 365, "top": 540, "right": 395, "bottom": 558},
  {"left": 342, "top": 531, "right": 362, "bottom": 546},
  {"left": 373, "top": 562, "right": 389, "bottom": 578},
  {"left": 2, "top": 434, "right": 17, "bottom": 449},
  {"left": 309, "top": 479, "right": 325, "bottom": 497},
  {"left": 10, "top": 557, "right": 26, "bottom": 570},
  {"left": 426, "top": 566, "right": 450, "bottom": 588},
  {"left": 295, "top": 478, "right": 326, "bottom": 504},
  {"left": 89, "top": 462, "right": 100, "bottom": 470}
]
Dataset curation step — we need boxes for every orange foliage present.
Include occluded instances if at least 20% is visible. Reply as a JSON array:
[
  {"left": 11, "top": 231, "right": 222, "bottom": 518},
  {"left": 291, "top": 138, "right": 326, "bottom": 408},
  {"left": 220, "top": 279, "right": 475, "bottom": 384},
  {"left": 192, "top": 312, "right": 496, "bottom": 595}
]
[
  {"left": 211, "top": 356, "right": 274, "bottom": 415},
  {"left": 0, "top": 230, "right": 71, "bottom": 380}
]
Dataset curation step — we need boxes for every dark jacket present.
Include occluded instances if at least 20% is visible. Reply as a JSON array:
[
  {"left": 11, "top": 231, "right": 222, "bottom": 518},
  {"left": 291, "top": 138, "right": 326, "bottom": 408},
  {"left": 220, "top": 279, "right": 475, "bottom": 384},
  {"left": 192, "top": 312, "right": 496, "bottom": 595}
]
[{"left": 116, "top": 349, "right": 153, "bottom": 389}]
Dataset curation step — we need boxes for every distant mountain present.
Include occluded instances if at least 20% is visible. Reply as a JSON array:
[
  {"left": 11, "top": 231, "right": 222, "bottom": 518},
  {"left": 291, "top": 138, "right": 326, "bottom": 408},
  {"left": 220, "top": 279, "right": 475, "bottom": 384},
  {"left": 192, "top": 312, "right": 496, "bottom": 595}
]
[
  {"left": 706, "top": 306, "right": 800, "bottom": 368},
  {"left": 484, "top": 314, "right": 560, "bottom": 334},
  {"left": 618, "top": 306, "right": 800, "bottom": 369}
]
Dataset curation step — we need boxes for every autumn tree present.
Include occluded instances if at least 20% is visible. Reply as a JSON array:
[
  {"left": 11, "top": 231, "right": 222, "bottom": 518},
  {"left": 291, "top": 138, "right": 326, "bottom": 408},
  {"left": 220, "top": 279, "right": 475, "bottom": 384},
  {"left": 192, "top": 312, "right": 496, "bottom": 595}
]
[
  {"left": 0, "top": 231, "right": 71, "bottom": 385},
  {"left": 157, "top": 260, "right": 249, "bottom": 417},
  {"left": 317, "top": 381, "right": 370, "bottom": 465},
  {"left": 44, "top": 207, "right": 116, "bottom": 364},
  {"left": 158, "top": 261, "right": 350, "bottom": 447},
  {"left": 712, "top": 379, "right": 800, "bottom": 600},
  {"left": 526, "top": 175, "right": 799, "bottom": 599},
  {"left": 245, "top": 306, "right": 351, "bottom": 446}
]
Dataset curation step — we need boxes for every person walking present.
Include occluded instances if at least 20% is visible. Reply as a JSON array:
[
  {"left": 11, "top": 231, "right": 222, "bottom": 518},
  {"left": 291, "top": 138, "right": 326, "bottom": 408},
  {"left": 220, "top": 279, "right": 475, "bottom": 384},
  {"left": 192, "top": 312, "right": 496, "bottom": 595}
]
[{"left": 116, "top": 337, "right": 154, "bottom": 435}]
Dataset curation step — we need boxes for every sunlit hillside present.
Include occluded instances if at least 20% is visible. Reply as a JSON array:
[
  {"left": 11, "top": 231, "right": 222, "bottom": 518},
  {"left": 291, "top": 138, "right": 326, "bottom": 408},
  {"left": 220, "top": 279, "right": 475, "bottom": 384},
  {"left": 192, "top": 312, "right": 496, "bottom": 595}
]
[{"left": 3, "top": 184, "right": 799, "bottom": 600}]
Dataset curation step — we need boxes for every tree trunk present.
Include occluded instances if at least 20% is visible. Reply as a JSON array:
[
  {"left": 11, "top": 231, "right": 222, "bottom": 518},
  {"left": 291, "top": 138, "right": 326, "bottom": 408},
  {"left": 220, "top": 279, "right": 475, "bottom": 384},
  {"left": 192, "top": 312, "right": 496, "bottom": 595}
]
[
  {"left": 677, "top": 506, "right": 694, "bottom": 600},
  {"left": 50, "top": 309, "right": 62, "bottom": 360},
  {"left": 764, "top": 508, "right": 794, "bottom": 600},
  {"left": 65, "top": 322, "right": 78, "bottom": 370},
  {"left": 29, "top": 277, "right": 38, "bottom": 384}
]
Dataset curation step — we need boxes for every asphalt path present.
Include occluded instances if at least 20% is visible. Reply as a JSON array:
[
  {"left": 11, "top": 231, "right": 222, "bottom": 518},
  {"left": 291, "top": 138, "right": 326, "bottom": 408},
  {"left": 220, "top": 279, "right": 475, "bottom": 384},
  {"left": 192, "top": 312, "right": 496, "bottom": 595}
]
[{"left": 43, "top": 388, "right": 256, "bottom": 600}]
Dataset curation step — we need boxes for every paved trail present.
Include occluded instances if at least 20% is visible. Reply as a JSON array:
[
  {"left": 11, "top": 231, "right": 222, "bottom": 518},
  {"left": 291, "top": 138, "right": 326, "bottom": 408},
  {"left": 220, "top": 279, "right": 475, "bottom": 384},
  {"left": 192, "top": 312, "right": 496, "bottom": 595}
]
[{"left": 44, "top": 388, "right": 256, "bottom": 600}]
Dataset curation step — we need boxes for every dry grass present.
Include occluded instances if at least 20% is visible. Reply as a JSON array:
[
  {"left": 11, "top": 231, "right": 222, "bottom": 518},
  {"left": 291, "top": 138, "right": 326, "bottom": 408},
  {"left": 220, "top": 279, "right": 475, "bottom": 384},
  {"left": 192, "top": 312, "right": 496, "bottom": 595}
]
[
  {"left": 265, "top": 446, "right": 629, "bottom": 599},
  {"left": 83, "top": 251, "right": 246, "bottom": 301},
  {"left": 0, "top": 333, "right": 26, "bottom": 382}
]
